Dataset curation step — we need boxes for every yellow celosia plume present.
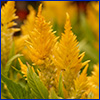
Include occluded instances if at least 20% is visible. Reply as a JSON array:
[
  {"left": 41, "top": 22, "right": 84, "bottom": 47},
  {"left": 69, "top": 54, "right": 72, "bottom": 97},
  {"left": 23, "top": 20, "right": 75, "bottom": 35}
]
[
  {"left": 88, "top": 64, "right": 99, "bottom": 99},
  {"left": 52, "top": 13, "right": 90, "bottom": 96},
  {"left": 1, "top": 1, "right": 20, "bottom": 65},
  {"left": 26, "top": 4, "right": 58, "bottom": 65},
  {"left": 1, "top": 1, "right": 17, "bottom": 26}
]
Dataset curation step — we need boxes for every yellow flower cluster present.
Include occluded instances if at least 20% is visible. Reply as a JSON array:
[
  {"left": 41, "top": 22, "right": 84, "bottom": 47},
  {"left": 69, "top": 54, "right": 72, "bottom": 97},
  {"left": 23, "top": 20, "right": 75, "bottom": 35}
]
[
  {"left": 1, "top": 1, "right": 99, "bottom": 99},
  {"left": 26, "top": 4, "right": 58, "bottom": 65}
]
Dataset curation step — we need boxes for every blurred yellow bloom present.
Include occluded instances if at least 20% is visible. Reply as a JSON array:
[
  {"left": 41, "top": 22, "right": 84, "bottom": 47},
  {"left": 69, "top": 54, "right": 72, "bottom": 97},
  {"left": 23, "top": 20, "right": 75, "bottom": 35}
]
[
  {"left": 42, "top": 1, "right": 78, "bottom": 34},
  {"left": 21, "top": 5, "right": 36, "bottom": 35},
  {"left": 14, "top": 5, "right": 36, "bottom": 58},
  {"left": 1, "top": 1, "right": 20, "bottom": 65},
  {"left": 87, "top": 1, "right": 99, "bottom": 50},
  {"left": 52, "top": 13, "right": 90, "bottom": 97},
  {"left": 88, "top": 64, "right": 99, "bottom": 99}
]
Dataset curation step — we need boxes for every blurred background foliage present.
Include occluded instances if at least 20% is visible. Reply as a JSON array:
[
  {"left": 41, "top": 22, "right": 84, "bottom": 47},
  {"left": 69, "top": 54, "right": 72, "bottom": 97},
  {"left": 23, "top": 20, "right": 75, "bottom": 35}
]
[{"left": 1, "top": 1, "right": 99, "bottom": 76}]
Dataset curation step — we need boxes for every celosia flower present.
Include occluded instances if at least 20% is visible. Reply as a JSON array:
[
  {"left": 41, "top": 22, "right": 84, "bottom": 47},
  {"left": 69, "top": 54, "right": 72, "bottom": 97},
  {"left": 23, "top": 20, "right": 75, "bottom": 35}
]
[
  {"left": 26, "top": 4, "right": 58, "bottom": 65},
  {"left": 52, "top": 13, "right": 90, "bottom": 97},
  {"left": 1, "top": 1, "right": 20, "bottom": 65}
]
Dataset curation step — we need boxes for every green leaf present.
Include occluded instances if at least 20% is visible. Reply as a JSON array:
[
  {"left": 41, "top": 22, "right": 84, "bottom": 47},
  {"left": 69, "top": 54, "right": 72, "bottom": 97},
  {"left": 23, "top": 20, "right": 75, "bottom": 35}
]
[
  {"left": 4, "top": 54, "right": 23, "bottom": 76},
  {"left": 80, "top": 12, "right": 96, "bottom": 44},
  {"left": 1, "top": 74, "right": 34, "bottom": 99},
  {"left": 8, "top": 42, "right": 15, "bottom": 59},
  {"left": 58, "top": 72, "right": 64, "bottom": 98},
  {"left": 27, "top": 66, "right": 49, "bottom": 99},
  {"left": 1, "top": 81, "right": 4, "bottom": 92},
  {"left": 49, "top": 88, "right": 62, "bottom": 99},
  {"left": 1, "top": 63, "right": 4, "bottom": 74},
  {"left": 78, "top": 39, "right": 99, "bottom": 63}
]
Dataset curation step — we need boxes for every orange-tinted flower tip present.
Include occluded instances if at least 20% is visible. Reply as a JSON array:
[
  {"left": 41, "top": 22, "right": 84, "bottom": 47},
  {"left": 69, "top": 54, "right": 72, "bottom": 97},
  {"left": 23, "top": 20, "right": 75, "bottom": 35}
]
[
  {"left": 78, "top": 52, "right": 85, "bottom": 61},
  {"left": 64, "top": 12, "right": 71, "bottom": 30},
  {"left": 37, "top": 3, "right": 43, "bottom": 17},
  {"left": 82, "top": 64, "right": 89, "bottom": 74},
  {"left": 82, "top": 60, "right": 91, "bottom": 67}
]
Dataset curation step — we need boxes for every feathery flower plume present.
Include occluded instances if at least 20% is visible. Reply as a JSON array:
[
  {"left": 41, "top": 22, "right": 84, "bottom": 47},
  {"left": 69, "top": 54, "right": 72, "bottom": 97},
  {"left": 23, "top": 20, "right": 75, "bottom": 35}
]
[
  {"left": 26, "top": 4, "right": 58, "bottom": 65},
  {"left": 52, "top": 13, "right": 90, "bottom": 97}
]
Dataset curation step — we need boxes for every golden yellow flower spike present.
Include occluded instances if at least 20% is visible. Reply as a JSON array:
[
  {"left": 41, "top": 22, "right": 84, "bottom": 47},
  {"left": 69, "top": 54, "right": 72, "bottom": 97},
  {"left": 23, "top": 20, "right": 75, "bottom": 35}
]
[
  {"left": 52, "top": 13, "right": 90, "bottom": 97},
  {"left": 88, "top": 64, "right": 99, "bottom": 99},
  {"left": 26, "top": 4, "right": 58, "bottom": 65},
  {"left": 1, "top": 1, "right": 20, "bottom": 65}
]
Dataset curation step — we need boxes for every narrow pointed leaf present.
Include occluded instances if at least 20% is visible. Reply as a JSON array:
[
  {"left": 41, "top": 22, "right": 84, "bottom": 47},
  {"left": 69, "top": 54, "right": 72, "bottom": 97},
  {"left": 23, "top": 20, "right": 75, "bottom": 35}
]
[
  {"left": 8, "top": 42, "right": 15, "bottom": 59},
  {"left": 58, "top": 72, "right": 64, "bottom": 98},
  {"left": 4, "top": 54, "right": 23, "bottom": 76},
  {"left": 49, "top": 88, "right": 62, "bottom": 99},
  {"left": 27, "top": 66, "right": 49, "bottom": 99}
]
